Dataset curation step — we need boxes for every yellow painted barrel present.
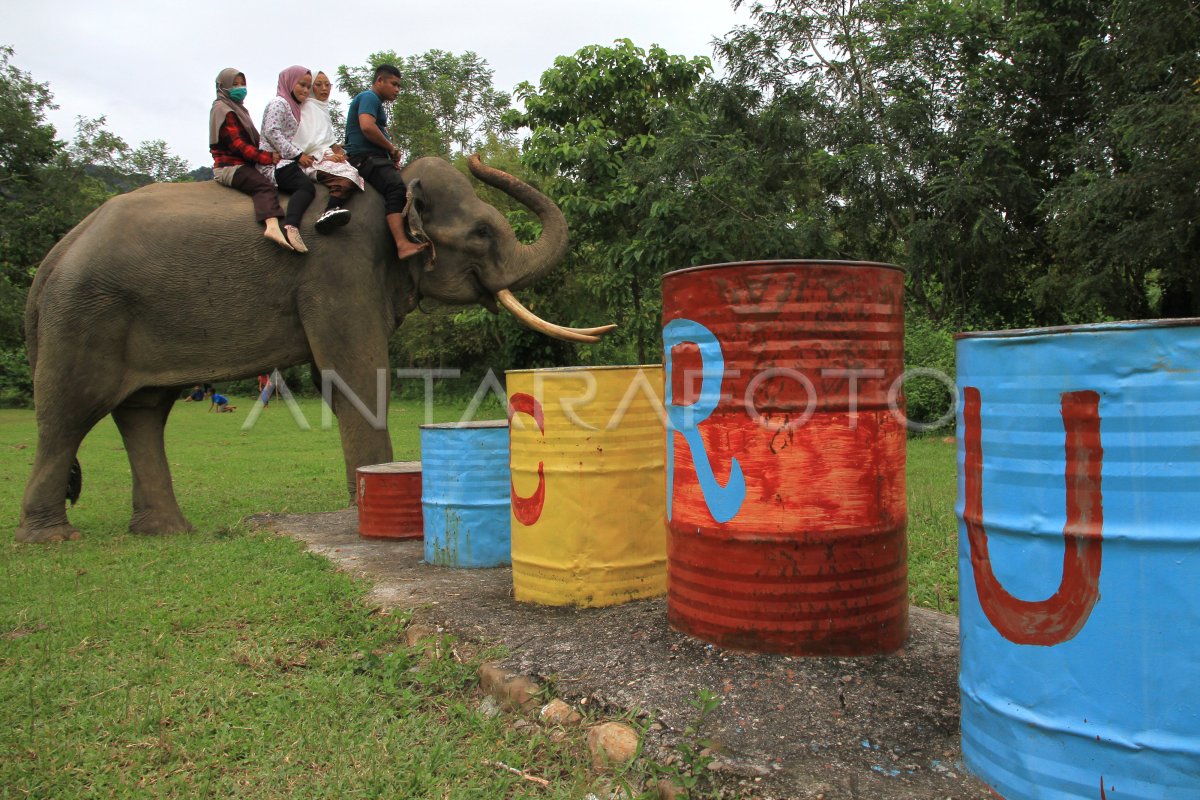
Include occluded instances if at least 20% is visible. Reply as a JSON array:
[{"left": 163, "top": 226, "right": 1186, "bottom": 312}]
[{"left": 506, "top": 365, "right": 666, "bottom": 607}]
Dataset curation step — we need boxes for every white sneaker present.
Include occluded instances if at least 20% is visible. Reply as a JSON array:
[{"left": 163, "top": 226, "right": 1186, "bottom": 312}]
[{"left": 315, "top": 207, "right": 352, "bottom": 234}]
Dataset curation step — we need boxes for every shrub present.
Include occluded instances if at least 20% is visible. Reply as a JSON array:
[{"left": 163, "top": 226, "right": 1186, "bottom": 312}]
[
  {"left": 903, "top": 314, "right": 956, "bottom": 431},
  {"left": 0, "top": 347, "right": 33, "bottom": 407}
]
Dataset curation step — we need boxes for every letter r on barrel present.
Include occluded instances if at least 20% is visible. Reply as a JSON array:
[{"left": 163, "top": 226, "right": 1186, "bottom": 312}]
[
  {"left": 663, "top": 318, "right": 747, "bottom": 524},
  {"left": 509, "top": 392, "right": 546, "bottom": 526}
]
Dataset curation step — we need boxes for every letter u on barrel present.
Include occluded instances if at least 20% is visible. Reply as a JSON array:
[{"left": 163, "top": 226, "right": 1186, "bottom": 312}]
[
  {"left": 956, "top": 320, "right": 1200, "bottom": 799},
  {"left": 962, "top": 386, "right": 1104, "bottom": 646}
]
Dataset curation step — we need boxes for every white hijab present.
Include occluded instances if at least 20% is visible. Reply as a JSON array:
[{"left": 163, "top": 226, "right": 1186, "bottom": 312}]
[{"left": 293, "top": 98, "right": 337, "bottom": 156}]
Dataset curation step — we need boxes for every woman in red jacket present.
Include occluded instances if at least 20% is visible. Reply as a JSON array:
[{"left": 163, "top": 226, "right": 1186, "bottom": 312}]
[{"left": 208, "top": 68, "right": 293, "bottom": 251}]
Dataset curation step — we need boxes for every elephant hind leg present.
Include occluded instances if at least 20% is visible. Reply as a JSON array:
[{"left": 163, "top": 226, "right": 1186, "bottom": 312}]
[
  {"left": 112, "top": 389, "right": 193, "bottom": 536},
  {"left": 14, "top": 523, "right": 80, "bottom": 544},
  {"left": 16, "top": 419, "right": 95, "bottom": 543}
]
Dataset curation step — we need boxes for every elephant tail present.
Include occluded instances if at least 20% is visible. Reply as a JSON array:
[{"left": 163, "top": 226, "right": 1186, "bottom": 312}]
[{"left": 67, "top": 458, "right": 82, "bottom": 506}]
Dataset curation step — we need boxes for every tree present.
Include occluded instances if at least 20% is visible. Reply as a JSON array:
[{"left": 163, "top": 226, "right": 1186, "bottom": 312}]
[
  {"left": 721, "top": 0, "right": 1199, "bottom": 327},
  {"left": 337, "top": 50, "right": 513, "bottom": 159},
  {"left": 0, "top": 52, "right": 115, "bottom": 351},
  {"left": 127, "top": 139, "right": 192, "bottom": 183},
  {"left": 1042, "top": 0, "right": 1200, "bottom": 318},
  {"left": 718, "top": 0, "right": 1117, "bottom": 327},
  {"left": 0, "top": 45, "right": 58, "bottom": 182},
  {"left": 506, "top": 40, "right": 715, "bottom": 363}
]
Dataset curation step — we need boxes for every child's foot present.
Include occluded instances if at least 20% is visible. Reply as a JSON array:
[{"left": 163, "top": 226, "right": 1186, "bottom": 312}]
[
  {"left": 284, "top": 225, "right": 308, "bottom": 253},
  {"left": 396, "top": 238, "right": 429, "bottom": 261},
  {"left": 315, "top": 207, "right": 351, "bottom": 234},
  {"left": 264, "top": 219, "right": 294, "bottom": 251}
]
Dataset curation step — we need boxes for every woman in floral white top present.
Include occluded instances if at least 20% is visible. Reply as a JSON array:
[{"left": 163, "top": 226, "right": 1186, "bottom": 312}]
[
  {"left": 258, "top": 65, "right": 316, "bottom": 253},
  {"left": 293, "top": 71, "right": 365, "bottom": 234}
]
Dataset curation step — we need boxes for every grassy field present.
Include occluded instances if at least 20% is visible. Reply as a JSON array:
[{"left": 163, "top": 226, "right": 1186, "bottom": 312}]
[
  {"left": 1, "top": 395, "right": 960, "bottom": 797},
  {"left": 905, "top": 435, "right": 960, "bottom": 614}
]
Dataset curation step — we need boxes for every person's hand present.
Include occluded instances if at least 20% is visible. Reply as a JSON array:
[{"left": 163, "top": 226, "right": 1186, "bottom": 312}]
[
  {"left": 328, "top": 152, "right": 347, "bottom": 163},
  {"left": 298, "top": 153, "right": 315, "bottom": 168},
  {"left": 271, "top": 152, "right": 281, "bottom": 164}
]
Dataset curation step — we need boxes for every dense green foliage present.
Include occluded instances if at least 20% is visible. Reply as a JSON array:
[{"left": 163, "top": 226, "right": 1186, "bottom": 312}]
[
  {"left": 506, "top": 40, "right": 832, "bottom": 364},
  {"left": 718, "top": 0, "right": 1199, "bottom": 326},
  {"left": 497, "top": 1, "right": 1194, "bottom": 424},
  {"left": 337, "top": 50, "right": 513, "bottom": 159}
]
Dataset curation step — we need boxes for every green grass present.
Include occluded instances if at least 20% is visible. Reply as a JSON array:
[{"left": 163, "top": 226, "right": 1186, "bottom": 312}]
[
  {"left": 1, "top": 396, "right": 962, "bottom": 796},
  {"left": 906, "top": 434, "right": 961, "bottom": 614},
  {"left": 0, "top": 395, "right": 611, "bottom": 798}
]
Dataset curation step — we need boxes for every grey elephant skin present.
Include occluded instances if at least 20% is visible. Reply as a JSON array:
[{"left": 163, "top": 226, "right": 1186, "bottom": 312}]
[{"left": 16, "top": 156, "right": 571, "bottom": 543}]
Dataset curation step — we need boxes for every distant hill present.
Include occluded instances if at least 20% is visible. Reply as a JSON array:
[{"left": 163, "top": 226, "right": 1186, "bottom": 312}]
[
  {"left": 80, "top": 164, "right": 213, "bottom": 195},
  {"left": 83, "top": 164, "right": 155, "bottom": 194}
]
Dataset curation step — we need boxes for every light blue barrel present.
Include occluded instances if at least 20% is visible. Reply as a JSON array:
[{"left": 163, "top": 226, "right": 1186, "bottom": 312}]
[
  {"left": 419, "top": 420, "right": 511, "bottom": 568},
  {"left": 956, "top": 320, "right": 1200, "bottom": 799}
]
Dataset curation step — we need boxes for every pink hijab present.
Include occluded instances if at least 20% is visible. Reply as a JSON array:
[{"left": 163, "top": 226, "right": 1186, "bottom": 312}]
[{"left": 275, "top": 65, "right": 311, "bottom": 122}]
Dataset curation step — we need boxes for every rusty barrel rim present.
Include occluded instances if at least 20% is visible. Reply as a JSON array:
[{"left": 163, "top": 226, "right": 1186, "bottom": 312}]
[
  {"left": 662, "top": 258, "right": 906, "bottom": 281},
  {"left": 505, "top": 364, "right": 661, "bottom": 376},
  {"left": 418, "top": 420, "right": 508, "bottom": 430},
  {"left": 956, "top": 316, "right": 1200, "bottom": 340},
  {"left": 357, "top": 461, "right": 422, "bottom": 474}
]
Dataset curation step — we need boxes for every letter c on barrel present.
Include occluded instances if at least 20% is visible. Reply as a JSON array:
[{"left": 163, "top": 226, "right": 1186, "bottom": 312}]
[
  {"left": 963, "top": 386, "right": 1104, "bottom": 646},
  {"left": 508, "top": 392, "right": 546, "bottom": 526}
]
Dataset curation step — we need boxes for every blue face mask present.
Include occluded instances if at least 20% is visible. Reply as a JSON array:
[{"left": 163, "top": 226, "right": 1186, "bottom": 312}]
[{"left": 228, "top": 86, "right": 247, "bottom": 102}]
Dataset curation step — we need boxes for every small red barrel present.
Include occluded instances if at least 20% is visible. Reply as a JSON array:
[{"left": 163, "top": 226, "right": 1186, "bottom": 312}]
[
  {"left": 662, "top": 260, "right": 907, "bottom": 656},
  {"left": 356, "top": 461, "right": 423, "bottom": 540}
]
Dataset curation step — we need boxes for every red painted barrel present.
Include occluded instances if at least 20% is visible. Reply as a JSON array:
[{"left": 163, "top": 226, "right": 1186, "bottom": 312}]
[
  {"left": 662, "top": 260, "right": 907, "bottom": 655},
  {"left": 356, "top": 461, "right": 423, "bottom": 540}
]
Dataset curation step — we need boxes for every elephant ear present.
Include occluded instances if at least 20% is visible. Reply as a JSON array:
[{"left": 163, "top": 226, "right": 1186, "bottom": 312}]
[{"left": 402, "top": 179, "right": 436, "bottom": 271}]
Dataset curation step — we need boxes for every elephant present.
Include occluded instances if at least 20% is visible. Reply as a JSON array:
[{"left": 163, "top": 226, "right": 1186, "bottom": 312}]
[{"left": 15, "top": 155, "right": 613, "bottom": 543}]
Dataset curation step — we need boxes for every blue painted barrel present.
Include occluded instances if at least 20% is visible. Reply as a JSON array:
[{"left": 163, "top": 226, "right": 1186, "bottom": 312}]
[
  {"left": 956, "top": 320, "right": 1200, "bottom": 799},
  {"left": 419, "top": 420, "right": 511, "bottom": 568}
]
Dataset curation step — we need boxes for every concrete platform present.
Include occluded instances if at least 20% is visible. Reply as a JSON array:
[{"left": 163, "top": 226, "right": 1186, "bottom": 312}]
[{"left": 254, "top": 509, "right": 991, "bottom": 799}]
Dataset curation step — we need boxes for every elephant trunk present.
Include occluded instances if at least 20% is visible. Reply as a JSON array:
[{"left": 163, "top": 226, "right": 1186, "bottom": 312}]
[
  {"left": 467, "top": 154, "right": 568, "bottom": 292},
  {"left": 467, "top": 154, "right": 615, "bottom": 344}
]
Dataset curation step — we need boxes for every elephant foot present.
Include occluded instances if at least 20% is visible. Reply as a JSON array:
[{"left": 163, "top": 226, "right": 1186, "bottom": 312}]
[
  {"left": 15, "top": 523, "right": 82, "bottom": 544},
  {"left": 129, "top": 510, "right": 194, "bottom": 536}
]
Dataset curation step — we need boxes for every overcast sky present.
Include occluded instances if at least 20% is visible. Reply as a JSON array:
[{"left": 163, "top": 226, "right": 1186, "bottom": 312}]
[{"left": 8, "top": 0, "right": 754, "bottom": 170}]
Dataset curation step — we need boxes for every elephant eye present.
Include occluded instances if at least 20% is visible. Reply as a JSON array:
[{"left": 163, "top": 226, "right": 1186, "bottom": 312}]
[{"left": 472, "top": 223, "right": 491, "bottom": 239}]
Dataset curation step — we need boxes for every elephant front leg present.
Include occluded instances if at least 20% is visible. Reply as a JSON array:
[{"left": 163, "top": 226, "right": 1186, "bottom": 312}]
[
  {"left": 315, "top": 364, "right": 395, "bottom": 503},
  {"left": 112, "top": 390, "right": 194, "bottom": 535}
]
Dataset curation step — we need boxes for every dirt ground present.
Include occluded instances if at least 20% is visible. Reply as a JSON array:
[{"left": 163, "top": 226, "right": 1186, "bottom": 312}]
[{"left": 253, "top": 509, "right": 991, "bottom": 800}]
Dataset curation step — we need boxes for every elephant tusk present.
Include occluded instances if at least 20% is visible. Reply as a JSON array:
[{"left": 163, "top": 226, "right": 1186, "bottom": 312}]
[
  {"left": 563, "top": 323, "right": 619, "bottom": 336},
  {"left": 495, "top": 289, "right": 617, "bottom": 344}
]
